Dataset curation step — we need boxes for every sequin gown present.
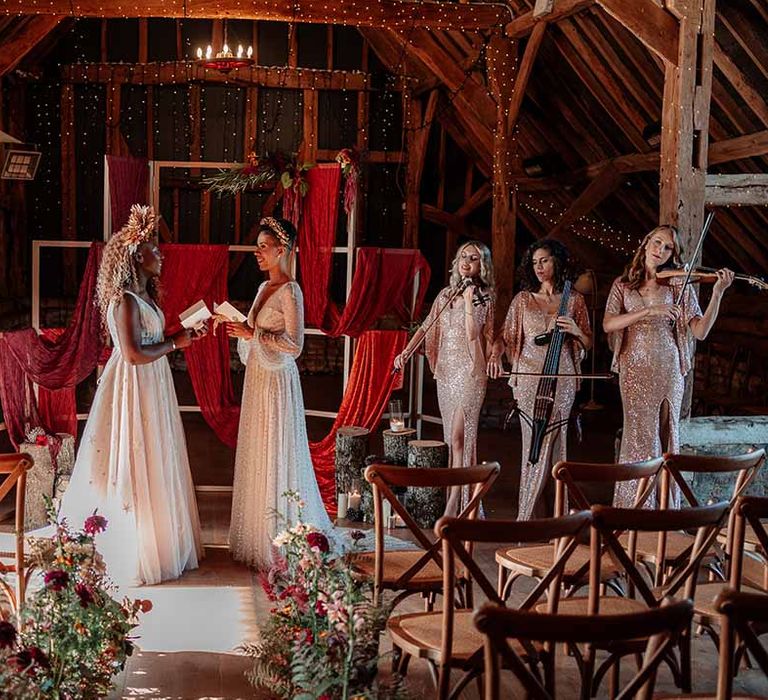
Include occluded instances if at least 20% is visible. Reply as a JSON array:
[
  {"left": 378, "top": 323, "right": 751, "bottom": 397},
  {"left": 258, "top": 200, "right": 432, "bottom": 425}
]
[
  {"left": 60, "top": 291, "right": 203, "bottom": 586},
  {"left": 606, "top": 278, "right": 702, "bottom": 507},
  {"left": 423, "top": 286, "right": 494, "bottom": 511},
  {"left": 503, "top": 291, "right": 589, "bottom": 521},
  {"left": 229, "top": 281, "right": 334, "bottom": 568}
]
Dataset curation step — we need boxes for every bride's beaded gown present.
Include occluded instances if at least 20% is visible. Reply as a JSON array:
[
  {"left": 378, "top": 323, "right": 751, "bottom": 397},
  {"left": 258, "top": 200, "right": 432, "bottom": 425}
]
[
  {"left": 60, "top": 291, "right": 203, "bottom": 586},
  {"left": 229, "top": 281, "right": 333, "bottom": 568}
]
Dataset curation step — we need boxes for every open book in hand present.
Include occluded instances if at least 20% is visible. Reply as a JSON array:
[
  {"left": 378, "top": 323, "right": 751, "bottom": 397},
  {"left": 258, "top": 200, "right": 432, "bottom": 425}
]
[
  {"left": 179, "top": 300, "right": 212, "bottom": 330},
  {"left": 213, "top": 301, "right": 247, "bottom": 323}
]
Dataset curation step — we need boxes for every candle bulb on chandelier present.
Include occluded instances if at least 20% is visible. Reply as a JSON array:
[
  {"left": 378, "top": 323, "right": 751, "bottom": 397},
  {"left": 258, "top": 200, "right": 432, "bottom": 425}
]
[
  {"left": 205, "top": 45, "right": 212, "bottom": 59},
  {"left": 222, "top": 43, "right": 230, "bottom": 57},
  {"left": 237, "top": 44, "right": 243, "bottom": 58},
  {"left": 247, "top": 46, "right": 253, "bottom": 59},
  {"left": 196, "top": 47, "right": 202, "bottom": 59}
]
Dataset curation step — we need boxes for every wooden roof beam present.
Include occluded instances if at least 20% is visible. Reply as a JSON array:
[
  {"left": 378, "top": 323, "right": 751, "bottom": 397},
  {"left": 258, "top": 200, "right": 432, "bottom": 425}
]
[
  {"left": 705, "top": 174, "right": 768, "bottom": 207},
  {"left": 2, "top": 0, "right": 510, "bottom": 29},
  {"left": 594, "top": 0, "right": 679, "bottom": 65},
  {"left": 506, "top": 21, "right": 546, "bottom": 138},
  {"left": 0, "top": 15, "right": 64, "bottom": 77},
  {"left": 505, "top": 0, "right": 594, "bottom": 38}
]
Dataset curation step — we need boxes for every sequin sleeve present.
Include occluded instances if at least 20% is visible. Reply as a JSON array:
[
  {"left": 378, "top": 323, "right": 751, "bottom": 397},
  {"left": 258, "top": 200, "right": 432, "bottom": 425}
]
[
  {"left": 237, "top": 287, "right": 263, "bottom": 365},
  {"left": 423, "top": 289, "right": 448, "bottom": 373},
  {"left": 673, "top": 280, "right": 702, "bottom": 376},
  {"left": 258, "top": 282, "right": 304, "bottom": 358},
  {"left": 502, "top": 292, "right": 525, "bottom": 385},
  {"left": 605, "top": 277, "right": 626, "bottom": 373},
  {"left": 570, "top": 291, "right": 591, "bottom": 367}
]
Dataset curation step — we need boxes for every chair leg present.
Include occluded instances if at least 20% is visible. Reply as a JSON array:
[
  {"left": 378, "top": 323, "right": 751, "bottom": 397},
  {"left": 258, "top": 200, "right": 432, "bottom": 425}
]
[
  {"left": 497, "top": 565, "right": 508, "bottom": 599},
  {"left": 581, "top": 645, "right": 596, "bottom": 700},
  {"left": 608, "top": 659, "right": 620, "bottom": 700},
  {"left": 679, "top": 631, "right": 692, "bottom": 693}
]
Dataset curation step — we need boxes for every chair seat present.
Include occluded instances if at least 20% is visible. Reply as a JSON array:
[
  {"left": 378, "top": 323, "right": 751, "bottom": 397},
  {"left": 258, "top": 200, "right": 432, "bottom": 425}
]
[
  {"left": 718, "top": 522, "right": 767, "bottom": 554},
  {"left": 352, "top": 550, "right": 454, "bottom": 589},
  {"left": 496, "top": 543, "right": 620, "bottom": 580},
  {"left": 741, "top": 553, "right": 767, "bottom": 592},
  {"left": 619, "top": 530, "right": 705, "bottom": 563},
  {"left": 388, "top": 609, "right": 534, "bottom": 664},
  {"left": 693, "top": 582, "right": 765, "bottom": 626},
  {"left": 535, "top": 595, "right": 647, "bottom": 617}
]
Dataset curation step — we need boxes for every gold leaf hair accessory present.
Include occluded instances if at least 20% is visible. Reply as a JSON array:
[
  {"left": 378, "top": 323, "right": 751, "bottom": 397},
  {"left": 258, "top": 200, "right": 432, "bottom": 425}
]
[
  {"left": 122, "top": 204, "right": 157, "bottom": 254},
  {"left": 259, "top": 216, "right": 292, "bottom": 248}
]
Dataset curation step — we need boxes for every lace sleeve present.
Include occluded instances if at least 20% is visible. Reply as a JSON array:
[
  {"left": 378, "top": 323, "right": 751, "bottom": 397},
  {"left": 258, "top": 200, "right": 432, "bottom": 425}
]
[{"left": 257, "top": 282, "right": 304, "bottom": 358}]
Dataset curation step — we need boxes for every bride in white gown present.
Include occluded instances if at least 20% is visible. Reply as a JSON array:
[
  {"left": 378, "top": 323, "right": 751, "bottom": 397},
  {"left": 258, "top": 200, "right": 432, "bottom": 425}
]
[
  {"left": 227, "top": 216, "right": 334, "bottom": 568},
  {"left": 60, "top": 204, "right": 204, "bottom": 586}
]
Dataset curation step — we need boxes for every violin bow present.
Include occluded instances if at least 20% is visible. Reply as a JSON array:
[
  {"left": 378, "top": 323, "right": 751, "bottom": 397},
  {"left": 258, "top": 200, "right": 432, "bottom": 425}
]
[{"left": 675, "top": 211, "right": 715, "bottom": 306}]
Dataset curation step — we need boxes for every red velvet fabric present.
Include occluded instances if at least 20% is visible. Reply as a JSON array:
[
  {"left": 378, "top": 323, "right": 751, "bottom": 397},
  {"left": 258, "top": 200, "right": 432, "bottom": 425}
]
[
  {"left": 322, "top": 248, "right": 431, "bottom": 338},
  {"left": 38, "top": 329, "right": 78, "bottom": 439},
  {"left": 309, "top": 329, "right": 408, "bottom": 510},
  {"left": 107, "top": 155, "right": 149, "bottom": 231},
  {"left": 297, "top": 164, "right": 341, "bottom": 327},
  {"left": 159, "top": 244, "right": 241, "bottom": 448},
  {"left": 0, "top": 244, "right": 105, "bottom": 447}
]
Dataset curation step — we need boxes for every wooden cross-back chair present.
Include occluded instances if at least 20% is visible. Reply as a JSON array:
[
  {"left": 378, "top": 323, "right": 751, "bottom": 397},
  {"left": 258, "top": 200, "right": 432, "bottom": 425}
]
[
  {"left": 0, "top": 453, "right": 34, "bottom": 613},
  {"left": 474, "top": 598, "right": 694, "bottom": 700},
  {"left": 355, "top": 462, "right": 499, "bottom": 610},
  {"left": 496, "top": 457, "right": 663, "bottom": 602},
  {"left": 693, "top": 496, "right": 768, "bottom": 677},
  {"left": 631, "top": 450, "right": 764, "bottom": 587},
  {"left": 388, "top": 511, "right": 594, "bottom": 700},
  {"left": 542, "top": 502, "right": 730, "bottom": 699}
]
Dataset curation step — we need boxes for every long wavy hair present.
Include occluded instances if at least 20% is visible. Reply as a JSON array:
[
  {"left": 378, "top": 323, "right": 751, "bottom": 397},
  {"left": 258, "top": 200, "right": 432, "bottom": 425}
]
[
  {"left": 517, "top": 238, "right": 580, "bottom": 293},
  {"left": 95, "top": 205, "right": 160, "bottom": 328},
  {"left": 621, "top": 224, "right": 684, "bottom": 290},
  {"left": 448, "top": 240, "right": 495, "bottom": 292}
]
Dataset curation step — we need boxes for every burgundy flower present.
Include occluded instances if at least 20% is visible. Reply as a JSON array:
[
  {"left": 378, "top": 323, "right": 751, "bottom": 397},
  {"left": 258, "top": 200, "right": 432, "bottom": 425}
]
[
  {"left": 44, "top": 569, "right": 69, "bottom": 591},
  {"left": 7, "top": 646, "right": 48, "bottom": 674},
  {"left": 75, "top": 582, "right": 94, "bottom": 608},
  {"left": 0, "top": 620, "right": 17, "bottom": 649},
  {"left": 315, "top": 600, "right": 327, "bottom": 616},
  {"left": 83, "top": 513, "right": 108, "bottom": 535},
  {"left": 28, "top": 646, "right": 49, "bottom": 668},
  {"left": 306, "top": 531, "right": 329, "bottom": 553}
]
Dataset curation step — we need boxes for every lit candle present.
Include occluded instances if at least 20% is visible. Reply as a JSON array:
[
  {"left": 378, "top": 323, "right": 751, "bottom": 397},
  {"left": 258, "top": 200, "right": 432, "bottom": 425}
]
[
  {"left": 337, "top": 492, "right": 348, "bottom": 520},
  {"left": 247, "top": 46, "right": 253, "bottom": 59},
  {"left": 382, "top": 499, "right": 392, "bottom": 525},
  {"left": 196, "top": 47, "right": 202, "bottom": 59},
  {"left": 348, "top": 491, "right": 361, "bottom": 510},
  {"left": 237, "top": 44, "right": 243, "bottom": 58},
  {"left": 222, "top": 43, "right": 230, "bottom": 56},
  {"left": 205, "top": 45, "right": 212, "bottom": 59}
]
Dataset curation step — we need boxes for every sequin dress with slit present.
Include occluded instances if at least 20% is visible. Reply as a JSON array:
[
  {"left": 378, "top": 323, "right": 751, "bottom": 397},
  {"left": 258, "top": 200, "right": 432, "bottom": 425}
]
[
  {"left": 606, "top": 278, "right": 702, "bottom": 507},
  {"left": 229, "top": 281, "right": 334, "bottom": 568},
  {"left": 423, "top": 286, "right": 494, "bottom": 511},
  {"left": 60, "top": 291, "right": 203, "bottom": 586},
  {"left": 502, "top": 291, "right": 589, "bottom": 521}
]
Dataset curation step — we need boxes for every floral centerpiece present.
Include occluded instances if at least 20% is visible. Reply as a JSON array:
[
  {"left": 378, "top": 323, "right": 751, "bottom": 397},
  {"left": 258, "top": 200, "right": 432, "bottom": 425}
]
[
  {"left": 241, "top": 491, "right": 407, "bottom": 700},
  {"left": 0, "top": 509, "right": 150, "bottom": 699}
]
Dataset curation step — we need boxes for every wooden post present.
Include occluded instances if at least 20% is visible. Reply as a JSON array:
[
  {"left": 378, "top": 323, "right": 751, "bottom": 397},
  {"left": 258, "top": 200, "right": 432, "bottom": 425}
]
[{"left": 659, "top": 0, "right": 715, "bottom": 418}]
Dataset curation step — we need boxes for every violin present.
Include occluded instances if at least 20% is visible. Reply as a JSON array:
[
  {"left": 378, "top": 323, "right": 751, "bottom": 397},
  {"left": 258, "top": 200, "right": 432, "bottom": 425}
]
[{"left": 656, "top": 267, "right": 768, "bottom": 292}]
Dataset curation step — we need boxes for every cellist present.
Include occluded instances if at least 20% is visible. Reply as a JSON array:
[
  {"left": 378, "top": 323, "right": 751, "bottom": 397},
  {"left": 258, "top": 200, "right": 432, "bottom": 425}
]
[
  {"left": 603, "top": 224, "right": 734, "bottom": 508},
  {"left": 489, "top": 239, "right": 591, "bottom": 520}
]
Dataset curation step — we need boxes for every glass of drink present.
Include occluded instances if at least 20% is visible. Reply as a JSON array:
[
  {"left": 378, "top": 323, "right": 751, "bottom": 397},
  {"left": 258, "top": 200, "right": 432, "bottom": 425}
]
[{"left": 389, "top": 399, "right": 405, "bottom": 432}]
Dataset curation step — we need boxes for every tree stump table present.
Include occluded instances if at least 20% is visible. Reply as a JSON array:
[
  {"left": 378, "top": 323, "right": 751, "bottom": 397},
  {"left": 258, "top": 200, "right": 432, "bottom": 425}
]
[
  {"left": 406, "top": 440, "right": 449, "bottom": 528},
  {"left": 382, "top": 428, "right": 417, "bottom": 465},
  {"left": 335, "top": 426, "right": 370, "bottom": 521}
]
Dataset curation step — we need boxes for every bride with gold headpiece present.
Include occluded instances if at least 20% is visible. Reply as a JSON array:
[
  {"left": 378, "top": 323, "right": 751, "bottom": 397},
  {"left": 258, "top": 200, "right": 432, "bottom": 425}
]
[{"left": 59, "top": 204, "right": 205, "bottom": 586}]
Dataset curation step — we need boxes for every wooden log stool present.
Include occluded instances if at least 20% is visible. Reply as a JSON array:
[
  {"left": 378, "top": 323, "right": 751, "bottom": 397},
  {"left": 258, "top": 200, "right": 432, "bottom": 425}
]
[
  {"left": 406, "top": 440, "right": 449, "bottom": 528},
  {"left": 382, "top": 427, "right": 416, "bottom": 465},
  {"left": 335, "top": 426, "right": 370, "bottom": 521}
]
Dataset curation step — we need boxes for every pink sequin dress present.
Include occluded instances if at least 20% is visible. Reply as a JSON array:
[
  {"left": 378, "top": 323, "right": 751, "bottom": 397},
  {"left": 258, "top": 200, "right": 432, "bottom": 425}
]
[
  {"left": 606, "top": 278, "right": 702, "bottom": 507},
  {"left": 423, "top": 286, "right": 494, "bottom": 509},
  {"left": 502, "top": 291, "right": 589, "bottom": 521}
]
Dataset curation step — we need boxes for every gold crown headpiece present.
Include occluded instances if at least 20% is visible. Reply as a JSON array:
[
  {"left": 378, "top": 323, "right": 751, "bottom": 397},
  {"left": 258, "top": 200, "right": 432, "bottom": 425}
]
[
  {"left": 121, "top": 204, "right": 157, "bottom": 253},
  {"left": 259, "top": 217, "right": 292, "bottom": 248}
]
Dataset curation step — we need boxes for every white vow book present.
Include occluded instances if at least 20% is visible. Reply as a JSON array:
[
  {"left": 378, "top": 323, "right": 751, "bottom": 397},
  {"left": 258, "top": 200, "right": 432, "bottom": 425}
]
[
  {"left": 179, "top": 300, "right": 212, "bottom": 330},
  {"left": 213, "top": 301, "right": 247, "bottom": 323}
]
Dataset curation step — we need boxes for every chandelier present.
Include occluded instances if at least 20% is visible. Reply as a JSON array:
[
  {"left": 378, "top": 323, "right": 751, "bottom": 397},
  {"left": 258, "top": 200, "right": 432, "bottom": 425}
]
[{"left": 195, "top": 20, "right": 254, "bottom": 74}]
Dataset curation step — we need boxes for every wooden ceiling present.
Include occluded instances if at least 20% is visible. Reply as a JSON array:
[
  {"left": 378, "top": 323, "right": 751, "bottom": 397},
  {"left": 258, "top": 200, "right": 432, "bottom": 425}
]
[{"left": 2, "top": 0, "right": 768, "bottom": 274}]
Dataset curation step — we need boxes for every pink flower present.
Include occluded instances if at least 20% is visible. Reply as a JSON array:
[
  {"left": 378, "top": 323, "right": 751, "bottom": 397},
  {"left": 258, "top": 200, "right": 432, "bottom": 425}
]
[
  {"left": 0, "top": 620, "right": 16, "bottom": 649},
  {"left": 75, "top": 582, "right": 94, "bottom": 608},
  {"left": 83, "top": 513, "right": 108, "bottom": 535},
  {"left": 306, "top": 531, "right": 329, "bottom": 553},
  {"left": 44, "top": 569, "right": 69, "bottom": 591}
]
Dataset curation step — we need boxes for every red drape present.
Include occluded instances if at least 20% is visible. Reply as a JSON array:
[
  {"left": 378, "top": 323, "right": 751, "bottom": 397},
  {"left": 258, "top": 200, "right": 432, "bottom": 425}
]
[
  {"left": 309, "top": 329, "right": 407, "bottom": 511},
  {"left": 38, "top": 329, "right": 78, "bottom": 438},
  {"left": 298, "top": 164, "right": 341, "bottom": 327},
  {"left": 0, "top": 245, "right": 105, "bottom": 447},
  {"left": 159, "top": 244, "right": 241, "bottom": 448},
  {"left": 322, "top": 248, "right": 431, "bottom": 338},
  {"left": 107, "top": 155, "right": 149, "bottom": 231}
]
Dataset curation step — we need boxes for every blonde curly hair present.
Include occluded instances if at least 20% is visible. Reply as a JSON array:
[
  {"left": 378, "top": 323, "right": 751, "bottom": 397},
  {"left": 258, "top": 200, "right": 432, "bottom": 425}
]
[{"left": 95, "top": 204, "right": 159, "bottom": 326}]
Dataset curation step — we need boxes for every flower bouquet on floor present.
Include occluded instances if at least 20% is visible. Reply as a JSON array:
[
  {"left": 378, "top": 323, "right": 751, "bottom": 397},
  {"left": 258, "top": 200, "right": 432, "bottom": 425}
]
[
  {"left": 242, "top": 491, "right": 408, "bottom": 700},
  {"left": 0, "top": 507, "right": 151, "bottom": 699}
]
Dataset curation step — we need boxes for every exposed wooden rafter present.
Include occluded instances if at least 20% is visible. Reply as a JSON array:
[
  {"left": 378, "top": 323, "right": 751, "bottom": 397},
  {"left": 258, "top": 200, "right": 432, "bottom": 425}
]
[
  {"left": 2, "top": 0, "right": 509, "bottom": 29},
  {"left": 705, "top": 174, "right": 768, "bottom": 207},
  {"left": 505, "top": 0, "right": 593, "bottom": 38},
  {"left": 0, "top": 15, "right": 64, "bottom": 77}
]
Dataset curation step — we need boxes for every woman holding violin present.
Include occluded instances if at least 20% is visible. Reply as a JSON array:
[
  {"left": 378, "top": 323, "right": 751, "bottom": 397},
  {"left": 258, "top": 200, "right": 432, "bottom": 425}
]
[
  {"left": 604, "top": 224, "right": 734, "bottom": 507},
  {"left": 393, "top": 241, "right": 496, "bottom": 517},
  {"left": 489, "top": 239, "right": 591, "bottom": 520}
]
